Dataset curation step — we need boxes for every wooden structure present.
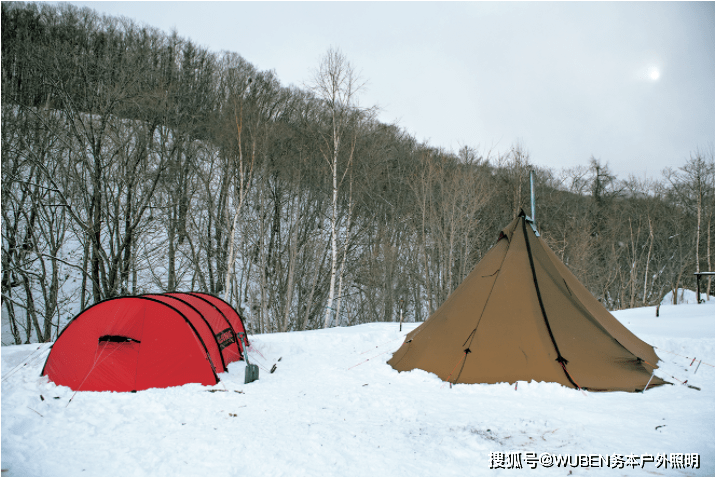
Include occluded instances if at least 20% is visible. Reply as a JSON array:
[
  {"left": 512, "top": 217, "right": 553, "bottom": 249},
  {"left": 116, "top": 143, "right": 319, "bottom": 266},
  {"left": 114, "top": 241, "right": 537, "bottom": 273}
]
[{"left": 694, "top": 272, "right": 715, "bottom": 304}]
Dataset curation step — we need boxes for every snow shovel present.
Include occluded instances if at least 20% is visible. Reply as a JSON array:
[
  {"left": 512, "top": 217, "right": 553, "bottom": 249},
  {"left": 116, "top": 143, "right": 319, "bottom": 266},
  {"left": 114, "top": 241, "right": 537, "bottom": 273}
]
[{"left": 238, "top": 333, "right": 259, "bottom": 384}]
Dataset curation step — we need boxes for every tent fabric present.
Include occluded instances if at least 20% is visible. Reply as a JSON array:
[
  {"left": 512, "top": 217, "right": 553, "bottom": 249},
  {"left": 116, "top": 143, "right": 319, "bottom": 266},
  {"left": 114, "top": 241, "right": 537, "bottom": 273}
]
[
  {"left": 143, "top": 294, "right": 230, "bottom": 372},
  {"left": 388, "top": 213, "right": 667, "bottom": 393},
  {"left": 188, "top": 293, "right": 250, "bottom": 348},
  {"left": 164, "top": 293, "right": 243, "bottom": 365},
  {"left": 42, "top": 293, "right": 249, "bottom": 392}
]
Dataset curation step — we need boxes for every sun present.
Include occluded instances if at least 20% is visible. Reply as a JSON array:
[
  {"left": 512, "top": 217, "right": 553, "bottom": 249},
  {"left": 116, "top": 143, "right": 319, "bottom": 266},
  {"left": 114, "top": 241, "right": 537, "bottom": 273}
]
[{"left": 648, "top": 68, "right": 660, "bottom": 81}]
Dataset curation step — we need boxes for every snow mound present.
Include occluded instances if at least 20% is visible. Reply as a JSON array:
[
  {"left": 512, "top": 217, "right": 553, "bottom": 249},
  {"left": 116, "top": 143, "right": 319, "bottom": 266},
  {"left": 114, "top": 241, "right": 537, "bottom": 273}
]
[{"left": 661, "top": 288, "right": 715, "bottom": 305}]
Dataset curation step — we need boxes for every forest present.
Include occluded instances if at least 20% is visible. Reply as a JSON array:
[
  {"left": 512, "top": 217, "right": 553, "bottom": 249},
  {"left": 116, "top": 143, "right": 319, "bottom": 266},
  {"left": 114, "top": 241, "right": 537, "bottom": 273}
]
[{"left": 2, "top": 2, "right": 714, "bottom": 345}]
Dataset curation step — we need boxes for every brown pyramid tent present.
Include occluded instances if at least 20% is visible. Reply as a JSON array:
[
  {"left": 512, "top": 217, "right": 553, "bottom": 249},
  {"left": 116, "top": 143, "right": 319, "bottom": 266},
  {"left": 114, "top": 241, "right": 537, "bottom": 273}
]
[{"left": 388, "top": 212, "right": 667, "bottom": 392}]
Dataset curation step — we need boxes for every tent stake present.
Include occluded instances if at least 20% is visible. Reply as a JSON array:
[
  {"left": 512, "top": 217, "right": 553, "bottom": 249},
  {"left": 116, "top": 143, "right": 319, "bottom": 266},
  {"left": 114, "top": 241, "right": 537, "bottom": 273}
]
[{"left": 643, "top": 371, "right": 656, "bottom": 393}]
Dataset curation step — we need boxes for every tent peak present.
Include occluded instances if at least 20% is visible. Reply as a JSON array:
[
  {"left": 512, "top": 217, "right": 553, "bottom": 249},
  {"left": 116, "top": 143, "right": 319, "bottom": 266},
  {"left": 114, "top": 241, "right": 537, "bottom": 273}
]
[{"left": 517, "top": 209, "right": 540, "bottom": 237}]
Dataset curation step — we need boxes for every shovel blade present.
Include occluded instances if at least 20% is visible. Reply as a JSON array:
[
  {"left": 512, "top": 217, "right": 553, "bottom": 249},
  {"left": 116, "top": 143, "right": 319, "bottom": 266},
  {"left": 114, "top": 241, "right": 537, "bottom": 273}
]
[{"left": 244, "top": 364, "right": 259, "bottom": 384}]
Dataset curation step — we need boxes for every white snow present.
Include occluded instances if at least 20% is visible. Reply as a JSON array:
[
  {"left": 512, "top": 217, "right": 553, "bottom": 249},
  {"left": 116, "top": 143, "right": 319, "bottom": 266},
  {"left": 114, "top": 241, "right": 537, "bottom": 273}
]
[{"left": 2, "top": 301, "right": 714, "bottom": 476}]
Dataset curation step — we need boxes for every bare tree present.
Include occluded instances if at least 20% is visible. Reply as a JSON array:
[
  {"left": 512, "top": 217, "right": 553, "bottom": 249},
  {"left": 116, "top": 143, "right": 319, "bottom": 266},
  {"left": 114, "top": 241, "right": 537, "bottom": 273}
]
[
  {"left": 308, "top": 47, "right": 367, "bottom": 328},
  {"left": 665, "top": 149, "right": 715, "bottom": 278}
]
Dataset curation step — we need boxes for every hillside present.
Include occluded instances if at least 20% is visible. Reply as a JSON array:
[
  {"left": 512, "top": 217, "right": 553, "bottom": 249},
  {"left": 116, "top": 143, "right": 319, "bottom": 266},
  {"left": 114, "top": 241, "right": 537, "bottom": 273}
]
[{"left": 3, "top": 1, "right": 714, "bottom": 345}]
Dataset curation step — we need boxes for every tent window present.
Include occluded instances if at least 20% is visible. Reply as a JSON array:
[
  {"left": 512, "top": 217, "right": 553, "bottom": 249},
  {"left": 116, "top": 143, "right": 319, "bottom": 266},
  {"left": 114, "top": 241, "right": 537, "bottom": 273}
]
[{"left": 98, "top": 335, "right": 140, "bottom": 344}]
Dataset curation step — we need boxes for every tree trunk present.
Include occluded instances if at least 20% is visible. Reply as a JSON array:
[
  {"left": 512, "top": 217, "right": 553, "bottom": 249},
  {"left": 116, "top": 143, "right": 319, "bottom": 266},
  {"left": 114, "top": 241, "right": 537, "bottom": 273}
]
[
  {"left": 324, "top": 133, "right": 340, "bottom": 328},
  {"left": 334, "top": 177, "right": 354, "bottom": 327},
  {"left": 642, "top": 217, "right": 654, "bottom": 305}
]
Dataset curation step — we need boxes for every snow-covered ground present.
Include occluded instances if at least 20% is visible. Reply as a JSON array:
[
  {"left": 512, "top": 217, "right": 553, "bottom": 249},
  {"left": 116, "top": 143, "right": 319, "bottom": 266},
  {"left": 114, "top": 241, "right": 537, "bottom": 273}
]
[{"left": 2, "top": 301, "right": 714, "bottom": 476}]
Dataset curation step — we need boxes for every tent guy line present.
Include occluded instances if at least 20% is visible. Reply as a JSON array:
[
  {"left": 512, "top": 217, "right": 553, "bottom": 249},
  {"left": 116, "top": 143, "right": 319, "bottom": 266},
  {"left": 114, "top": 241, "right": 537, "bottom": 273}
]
[
  {"left": 655, "top": 347, "right": 714, "bottom": 368},
  {"left": 1, "top": 344, "right": 51, "bottom": 383}
]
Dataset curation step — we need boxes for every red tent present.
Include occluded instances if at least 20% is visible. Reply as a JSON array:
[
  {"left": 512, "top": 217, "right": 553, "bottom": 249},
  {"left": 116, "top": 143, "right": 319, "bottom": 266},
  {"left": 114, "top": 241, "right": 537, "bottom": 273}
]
[{"left": 42, "top": 293, "right": 249, "bottom": 392}]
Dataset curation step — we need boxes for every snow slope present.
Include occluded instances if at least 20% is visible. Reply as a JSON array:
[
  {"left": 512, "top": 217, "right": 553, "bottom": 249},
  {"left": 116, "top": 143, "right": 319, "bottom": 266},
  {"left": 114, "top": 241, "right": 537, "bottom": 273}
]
[{"left": 2, "top": 302, "right": 714, "bottom": 476}]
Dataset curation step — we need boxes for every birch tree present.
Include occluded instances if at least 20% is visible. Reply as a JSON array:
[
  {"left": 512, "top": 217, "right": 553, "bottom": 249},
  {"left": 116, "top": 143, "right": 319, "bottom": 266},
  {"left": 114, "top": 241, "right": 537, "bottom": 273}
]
[{"left": 308, "top": 47, "right": 366, "bottom": 328}]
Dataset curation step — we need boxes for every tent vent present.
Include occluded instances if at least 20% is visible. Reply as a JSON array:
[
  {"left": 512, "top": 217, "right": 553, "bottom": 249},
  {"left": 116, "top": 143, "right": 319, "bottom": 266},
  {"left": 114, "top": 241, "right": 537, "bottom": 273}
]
[{"left": 98, "top": 335, "right": 140, "bottom": 344}]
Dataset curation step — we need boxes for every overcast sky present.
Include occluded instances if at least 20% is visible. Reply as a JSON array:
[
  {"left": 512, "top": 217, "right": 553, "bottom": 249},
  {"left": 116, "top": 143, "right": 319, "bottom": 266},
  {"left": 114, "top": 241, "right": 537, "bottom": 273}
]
[{"left": 74, "top": 1, "right": 714, "bottom": 179}]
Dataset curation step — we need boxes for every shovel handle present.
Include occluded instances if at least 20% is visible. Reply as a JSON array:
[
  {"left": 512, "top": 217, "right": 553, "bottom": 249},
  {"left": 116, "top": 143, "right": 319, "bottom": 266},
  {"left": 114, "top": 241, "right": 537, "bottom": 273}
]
[{"left": 238, "top": 333, "right": 250, "bottom": 365}]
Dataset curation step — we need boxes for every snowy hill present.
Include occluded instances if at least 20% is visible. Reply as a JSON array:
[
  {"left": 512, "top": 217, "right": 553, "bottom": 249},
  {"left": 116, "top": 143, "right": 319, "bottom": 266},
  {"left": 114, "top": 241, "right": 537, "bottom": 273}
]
[{"left": 2, "top": 302, "right": 714, "bottom": 476}]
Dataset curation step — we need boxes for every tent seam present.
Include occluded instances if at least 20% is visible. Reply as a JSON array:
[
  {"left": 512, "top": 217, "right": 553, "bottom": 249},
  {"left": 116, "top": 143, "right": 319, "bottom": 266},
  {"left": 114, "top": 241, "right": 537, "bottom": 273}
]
[
  {"left": 521, "top": 216, "right": 580, "bottom": 389},
  {"left": 453, "top": 233, "right": 511, "bottom": 383}
]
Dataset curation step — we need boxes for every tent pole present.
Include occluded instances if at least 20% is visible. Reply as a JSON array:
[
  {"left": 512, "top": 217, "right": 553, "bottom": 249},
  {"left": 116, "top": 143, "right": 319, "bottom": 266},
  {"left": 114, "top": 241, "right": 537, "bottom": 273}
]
[{"left": 530, "top": 170, "right": 536, "bottom": 223}]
